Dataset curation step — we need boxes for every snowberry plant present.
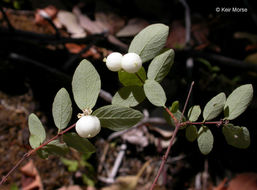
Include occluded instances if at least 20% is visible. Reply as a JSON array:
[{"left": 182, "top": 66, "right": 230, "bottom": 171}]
[{"left": 0, "top": 24, "right": 254, "bottom": 188}]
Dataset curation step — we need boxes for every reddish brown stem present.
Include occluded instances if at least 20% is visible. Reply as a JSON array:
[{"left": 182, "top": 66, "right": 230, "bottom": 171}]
[
  {"left": 0, "top": 123, "right": 76, "bottom": 185},
  {"left": 150, "top": 124, "right": 180, "bottom": 190},
  {"left": 165, "top": 107, "right": 178, "bottom": 124},
  {"left": 150, "top": 81, "right": 194, "bottom": 190}
]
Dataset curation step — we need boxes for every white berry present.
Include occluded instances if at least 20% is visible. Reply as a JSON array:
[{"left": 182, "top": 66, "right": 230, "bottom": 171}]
[
  {"left": 121, "top": 53, "right": 142, "bottom": 73},
  {"left": 106, "top": 52, "right": 123, "bottom": 71},
  {"left": 75, "top": 115, "right": 101, "bottom": 138}
]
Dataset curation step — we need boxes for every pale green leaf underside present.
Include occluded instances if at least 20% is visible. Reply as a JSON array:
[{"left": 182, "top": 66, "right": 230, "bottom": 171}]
[
  {"left": 186, "top": 125, "right": 198, "bottom": 142},
  {"left": 112, "top": 86, "right": 145, "bottom": 107},
  {"left": 52, "top": 88, "right": 72, "bottom": 130},
  {"left": 147, "top": 49, "right": 175, "bottom": 82},
  {"left": 63, "top": 133, "right": 96, "bottom": 154},
  {"left": 118, "top": 67, "right": 146, "bottom": 87},
  {"left": 197, "top": 126, "right": 214, "bottom": 155},
  {"left": 222, "top": 124, "right": 250, "bottom": 149},
  {"left": 128, "top": 23, "right": 169, "bottom": 63},
  {"left": 143, "top": 79, "right": 167, "bottom": 107},
  {"left": 188, "top": 105, "right": 201, "bottom": 122},
  {"left": 203, "top": 92, "right": 226, "bottom": 121},
  {"left": 28, "top": 113, "right": 46, "bottom": 149},
  {"left": 72, "top": 59, "right": 101, "bottom": 110},
  {"left": 92, "top": 105, "right": 143, "bottom": 131},
  {"left": 224, "top": 84, "right": 253, "bottom": 120}
]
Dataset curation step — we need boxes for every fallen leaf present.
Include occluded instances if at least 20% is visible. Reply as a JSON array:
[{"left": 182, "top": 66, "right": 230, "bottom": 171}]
[
  {"left": 35, "top": 5, "right": 58, "bottom": 25},
  {"left": 245, "top": 52, "right": 257, "bottom": 64},
  {"left": 57, "top": 10, "right": 86, "bottom": 38},
  {"left": 95, "top": 12, "right": 125, "bottom": 34},
  {"left": 101, "top": 161, "right": 151, "bottom": 190},
  {"left": 122, "top": 128, "right": 149, "bottom": 147},
  {"left": 214, "top": 178, "right": 228, "bottom": 190},
  {"left": 73, "top": 6, "right": 104, "bottom": 34},
  {"left": 228, "top": 173, "right": 257, "bottom": 190},
  {"left": 166, "top": 21, "right": 186, "bottom": 49},
  {"left": 57, "top": 185, "right": 82, "bottom": 190},
  {"left": 234, "top": 32, "right": 257, "bottom": 44},
  {"left": 116, "top": 18, "right": 149, "bottom": 37},
  {"left": 20, "top": 160, "right": 43, "bottom": 190}
]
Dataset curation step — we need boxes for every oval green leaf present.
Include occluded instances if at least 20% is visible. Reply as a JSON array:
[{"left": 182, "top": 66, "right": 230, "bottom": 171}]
[
  {"left": 224, "top": 84, "right": 253, "bottom": 120},
  {"left": 222, "top": 124, "right": 250, "bottom": 149},
  {"left": 143, "top": 79, "right": 167, "bottom": 107},
  {"left": 170, "top": 100, "right": 179, "bottom": 113},
  {"left": 186, "top": 125, "right": 198, "bottom": 142},
  {"left": 112, "top": 86, "right": 145, "bottom": 107},
  {"left": 72, "top": 59, "right": 101, "bottom": 110},
  {"left": 203, "top": 92, "right": 226, "bottom": 121},
  {"left": 188, "top": 105, "right": 201, "bottom": 122},
  {"left": 28, "top": 113, "right": 46, "bottom": 149},
  {"left": 52, "top": 88, "right": 72, "bottom": 130},
  {"left": 197, "top": 126, "right": 214, "bottom": 155},
  {"left": 43, "top": 140, "right": 69, "bottom": 156},
  {"left": 63, "top": 133, "right": 96, "bottom": 154},
  {"left": 147, "top": 49, "right": 175, "bottom": 82},
  {"left": 118, "top": 67, "right": 146, "bottom": 86},
  {"left": 92, "top": 105, "right": 143, "bottom": 131},
  {"left": 128, "top": 23, "right": 169, "bottom": 63}
]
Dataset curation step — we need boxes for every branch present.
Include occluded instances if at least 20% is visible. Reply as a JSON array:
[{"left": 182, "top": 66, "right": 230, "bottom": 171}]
[
  {"left": 0, "top": 123, "right": 76, "bottom": 185},
  {"left": 150, "top": 81, "right": 194, "bottom": 190}
]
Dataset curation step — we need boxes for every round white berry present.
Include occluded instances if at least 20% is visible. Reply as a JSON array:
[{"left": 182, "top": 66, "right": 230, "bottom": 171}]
[
  {"left": 75, "top": 115, "right": 101, "bottom": 138},
  {"left": 106, "top": 52, "right": 123, "bottom": 72},
  {"left": 121, "top": 53, "right": 142, "bottom": 73}
]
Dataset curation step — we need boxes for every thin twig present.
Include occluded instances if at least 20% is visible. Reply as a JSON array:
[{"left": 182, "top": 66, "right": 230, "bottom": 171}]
[
  {"left": 150, "top": 81, "right": 195, "bottom": 190},
  {"left": 181, "top": 81, "right": 194, "bottom": 119},
  {"left": 0, "top": 123, "right": 76, "bottom": 185},
  {"left": 108, "top": 144, "right": 127, "bottom": 180}
]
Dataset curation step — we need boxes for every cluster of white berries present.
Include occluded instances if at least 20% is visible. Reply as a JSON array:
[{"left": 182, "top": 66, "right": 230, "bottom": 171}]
[
  {"left": 105, "top": 52, "right": 142, "bottom": 73},
  {"left": 75, "top": 53, "right": 142, "bottom": 138},
  {"left": 75, "top": 113, "right": 101, "bottom": 138}
]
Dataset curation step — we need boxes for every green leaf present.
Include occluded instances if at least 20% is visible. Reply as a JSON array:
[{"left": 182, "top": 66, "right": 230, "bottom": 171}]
[
  {"left": 28, "top": 113, "right": 46, "bottom": 149},
  {"left": 188, "top": 105, "right": 201, "bottom": 122},
  {"left": 82, "top": 174, "right": 95, "bottom": 187},
  {"left": 112, "top": 86, "right": 145, "bottom": 107},
  {"left": 170, "top": 101, "right": 179, "bottom": 113},
  {"left": 163, "top": 109, "right": 185, "bottom": 127},
  {"left": 52, "top": 88, "right": 72, "bottom": 130},
  {"left": 186, "top": 125, "right": 198, "bottom": 142},
  {"left": 43, "top": 140, "right": 69, "bottom": 156},
  {"left": 72, "top": 59, "right": 101, "bottom": 110},
  {"left": 143, "top": 79, "right": 167, "bottom": 107},
  {"left": 61, "top": 158, "right": 79, "bottom": 172},
  {"left": 222, "top": 124, "right": 250, "bottom": 149},
  {"left": 203, "top": 93, "right": 226, "bottom": 121},
  {"left": 63, "top": 133, "right": 96, "bottom": 154},
  {"left": 37, "top": 149, "right": 49, "bottom": 159},
  {"left": 147, "top": 49, "right": 175, "bottom": 82},
  {"left": 224, "top": 84, "right": 253, "bottom": 120},
  {"left": 197, "top": 126, "right": 214, "bottom": 155},
  {"left": 118, "top": 67, "right": 146, "bottom": 86},
  {"left": 128, "top": 23, "right": 169, "bottom": 63},
  {"left": 92, "top": 105, "right": 143, "bottom": 131}
]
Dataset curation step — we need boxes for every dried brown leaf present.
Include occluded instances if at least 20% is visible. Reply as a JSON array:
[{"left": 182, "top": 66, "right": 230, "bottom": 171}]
[{"left": 116, "top": 18, "right": 149, "bottom": 37}]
